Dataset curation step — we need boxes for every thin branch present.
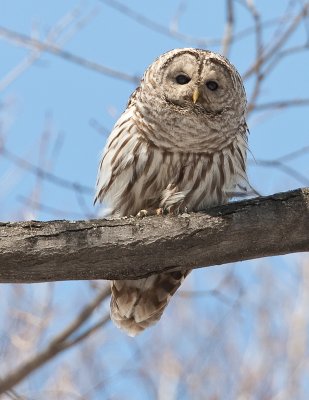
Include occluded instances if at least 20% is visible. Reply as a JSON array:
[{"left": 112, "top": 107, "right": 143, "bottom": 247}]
[
  {"left": 245, "top": 0, "right": 264, "bottom": 113},
  {"left": 0, "top": 188, "right": 308, "bottom": 283},
  {"left": 275, "top": 145, "right": 309, "bottom": 162},
  {"left": 261, "top": 43, "right": 309, "bottom": 78},
  {"left": 0, "top": 287, "right": 110, "bottom": 395},
  {"left": 89, "top": 118, "right": 110, "bottom": 138},
  {"left": 248, "top": 145, "right": 309, "bottom": 187},
  {"left": 99, "top": 0, "right": 213, "bottom": 47},
  {"left": 0, "top": 3, "right": 97, "bottom": 90},
  {"left": 65, "top": 314, "right": 110, "bottom": 348},
  {"left": 0, "top": 145, "right": 92, "bottom": 195},
  {"left": 243, "top": 3, "right": 309, "bottom": 79},
  {"left": 249, "top": 160, "right": 309, "bottom": 186},
  {"left": 169, "top": 1, "right": 187, "bottom": 33},
  {"left": 100, "top": 0, "right": 298, "bottom": 48},
  {"left": 0, "top": 25, "right": 139, "bottom": 84},
  {"left": 233, "top": 14, "right": 291, "bottom": 42},
  {"left": 17, "top": 195, "right": 93, "bottom": 219},
  {"left": 49, "top": 287, "right": 110, "bottom": 344},
  {"left": 221, "top": 0, "right": 235, "bottom": 57},
  {"left": 252, "top": 98, "right": 309, "bottom": 111}
]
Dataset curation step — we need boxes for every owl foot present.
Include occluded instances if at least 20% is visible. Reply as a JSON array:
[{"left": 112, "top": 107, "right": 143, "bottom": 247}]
[
  {"left": 136, "top": 208, "right": 164, "bottom": 218},
  {"left": 163, "top": 205, "right": 188, "bottom": 215},
  {"left": 136, "top": 209, "right": 148, "bottom": 218}
]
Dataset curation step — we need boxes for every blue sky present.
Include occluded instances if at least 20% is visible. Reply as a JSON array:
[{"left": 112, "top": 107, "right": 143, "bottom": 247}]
[
  {"left": 0, "top": 1, "right": 309, "bottom": 399},
  {"left": 1, "top": 1, "right": 308, "bottom": 220}
]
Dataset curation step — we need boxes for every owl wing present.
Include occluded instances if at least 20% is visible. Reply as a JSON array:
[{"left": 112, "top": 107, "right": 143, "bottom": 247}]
[
  {"left": 94, "top": 106, "right": 150, "bottom": 216},
  {"left": 95, "top": 106, "right": 191, "bottom": 336}
]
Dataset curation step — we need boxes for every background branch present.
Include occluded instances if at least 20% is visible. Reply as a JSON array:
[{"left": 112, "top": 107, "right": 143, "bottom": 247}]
[
  {"left": 0, "top": 287, "right": 110, "bottom": 396},
  {"left": 0, "top": 25, "right": 139, "bottom": 84}
]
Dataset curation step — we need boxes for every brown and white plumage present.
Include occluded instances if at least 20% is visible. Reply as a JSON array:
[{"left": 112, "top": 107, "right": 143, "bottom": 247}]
[{"left": 95, "top": 48, "right": 250, "bottom": 336}]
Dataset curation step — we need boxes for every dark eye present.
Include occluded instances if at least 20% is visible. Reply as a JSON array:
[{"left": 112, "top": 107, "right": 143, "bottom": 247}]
[
  {"left": 206, "top": 80, "right": 218, "bottom": 91},
  {"left": 175, "top": 74, "right": 191, "bottom": 85}
]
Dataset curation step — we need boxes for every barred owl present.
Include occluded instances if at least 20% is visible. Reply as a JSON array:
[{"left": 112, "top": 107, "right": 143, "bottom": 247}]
[{"left": 95, "top": 48, "right": 249, "bottom": 336}]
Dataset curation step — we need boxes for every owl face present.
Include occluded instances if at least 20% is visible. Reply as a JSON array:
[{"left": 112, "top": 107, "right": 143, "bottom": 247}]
[
  {"left": 147, "top": 48, "right": 246, "bottom": 116},
  {"left": 135, "top": 48, "right": 247, "bottom": 152}
]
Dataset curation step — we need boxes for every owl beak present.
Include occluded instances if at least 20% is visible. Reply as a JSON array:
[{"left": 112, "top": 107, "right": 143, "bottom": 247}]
[{"left": 192, "top": 88, "right": 200, "bottom": 104}]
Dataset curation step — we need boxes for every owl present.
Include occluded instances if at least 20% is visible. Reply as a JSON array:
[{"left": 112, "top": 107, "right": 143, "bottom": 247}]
[{"left": 95, "top": 48, "right": 249, "bottom": 336}]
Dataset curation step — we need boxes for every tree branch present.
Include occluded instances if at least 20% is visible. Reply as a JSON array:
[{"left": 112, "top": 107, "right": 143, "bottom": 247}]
[
  {"left": 0, "top": 25, "right": 139, "bottom": 84},
  {"left": 0, "top": 287, "right": 110, "bottom": 395},
  {"left": 0, "top": 188, "right": 308, "bottom": 283}
]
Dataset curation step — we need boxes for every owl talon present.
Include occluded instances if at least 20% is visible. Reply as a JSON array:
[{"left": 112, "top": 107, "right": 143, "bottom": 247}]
[
  {"left": 163, "top": 205, "right": 188, "bottom": 215},
  {"left": 136, "top": 209, "right": 148, "bottom": 218}
]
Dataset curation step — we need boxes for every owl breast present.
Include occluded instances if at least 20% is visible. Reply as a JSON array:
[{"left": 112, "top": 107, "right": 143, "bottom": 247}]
[{"left": 95, "top": 105, "right": 247, "bottom": 217}]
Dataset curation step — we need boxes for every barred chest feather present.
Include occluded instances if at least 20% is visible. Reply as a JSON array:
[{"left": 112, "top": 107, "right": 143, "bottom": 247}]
[{"left": 95, "top": 106, "right": 248, "bottom": 217}]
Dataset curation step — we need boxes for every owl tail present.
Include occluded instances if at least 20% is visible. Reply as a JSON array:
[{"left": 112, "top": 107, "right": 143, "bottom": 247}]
[{"left": 110, "top": 270, "right": 190, "bottom": 336}]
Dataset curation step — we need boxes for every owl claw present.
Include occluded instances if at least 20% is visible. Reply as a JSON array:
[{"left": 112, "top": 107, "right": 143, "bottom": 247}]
[
  {"left": 136, "top": 209, "right": 148, "bottom": 218},
  {"left": 136, "top": 208, "right": 164, "bottom": 218},
  {"left": 163, "top": 205, "right": 188, "bottom": 215}
]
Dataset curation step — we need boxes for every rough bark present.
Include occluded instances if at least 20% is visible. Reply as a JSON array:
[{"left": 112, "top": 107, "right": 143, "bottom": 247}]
[{"left": 0, "top": 188, "right": 308, "bottom": 283}]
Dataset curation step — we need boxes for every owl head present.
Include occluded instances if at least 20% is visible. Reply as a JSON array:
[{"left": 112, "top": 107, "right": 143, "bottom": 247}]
[
  {"left": 141, "top": 48, "right": 246, "bottom": 117},
  {"left": 134, "top": 48, "right": 247, "bottom": 152}
]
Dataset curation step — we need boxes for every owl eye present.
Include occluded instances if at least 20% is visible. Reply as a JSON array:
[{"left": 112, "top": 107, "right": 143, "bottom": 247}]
[
  {"left": 206, "top": 80, "right": 218, "bottom": 91},
  {"left": 175, "top": 74, "right": 191, "bottom": 85}
]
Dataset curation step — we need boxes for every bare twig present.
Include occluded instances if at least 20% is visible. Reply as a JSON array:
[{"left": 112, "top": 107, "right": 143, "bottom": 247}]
[
  {"left": 241, "top": 0, "right": 264, "bottom": 113},
  {"left": 0, "top": 287, "right": 110, "bottom": 395},
  {"left": 89, "top": 118, "right": 110, "bottom": 138},
  {"left": 0, "top": 145, "right": 92, "bottom": 195},
  {"left": 233, "top": 14, "right": 290, "bottom": 42},
  {"left": 0, "top": 25, "right": 139, "bottom": 84},
  {"left": 275, "top": 145, "right": 309, "bottom": 162},
  {"left": 221, "top": 0, "right": 234, "bottom": 57},
  {"left": 99, "top": 0, "right": 213, "bottom": 47},
  {"left": 249, "top": 159, "right": 309, "bottom": 186},
  {"left": 253, "top": 98, "right": 309, "bottom": 111},
  {"left": 243, "top": 3, "right": 309, "bottom": 79},
  {"left": 17, "top": 195, "right": 93, "bottom": 219},
  {"left": 261, "top": 43, "right": 309, "bottom": 78},
  {"left": 0, "top": 4, "right": 100, "bottom": 91},
  {"left": 169, "top": 1, "right": 187, "bottom": 33}
]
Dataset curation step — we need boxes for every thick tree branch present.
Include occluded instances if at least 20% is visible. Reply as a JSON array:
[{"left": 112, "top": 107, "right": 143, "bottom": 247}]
[{"left": 0, "top": 188, "right": 308, "bottom": 283}]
